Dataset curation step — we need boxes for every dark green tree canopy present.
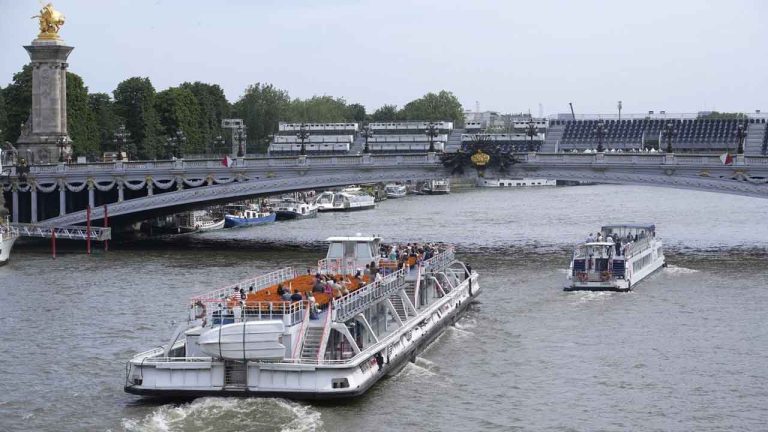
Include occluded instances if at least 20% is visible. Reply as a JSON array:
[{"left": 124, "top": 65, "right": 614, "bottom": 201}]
[
  {"left": 399, "top": 90, "right": 464, "bottom": 125},
  {"left": 66, "top": 72, "right": 99, "bottom": 157},
  {"left": 370, "top": 104, "right": 399, "bottom": 122},
  {"left": 155, "top": 87, "right": 202, "bottom": 155},
  {"left": 113, "top": 77, "right": 163, "bottom": 159},
  {"left": 179, "top": 81, "right": 230, "bottom": 154},
  {"left": 233, "top": 83, "right": 291, "bottom": 153},
  {"left": 88, "top": 93, "right": 122, "bottom": 154},
  {"left": 2, "top": 65, "right": 33, "bottom": 145}
]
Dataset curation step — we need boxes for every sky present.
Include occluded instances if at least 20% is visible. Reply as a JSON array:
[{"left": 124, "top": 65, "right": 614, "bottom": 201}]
[{"left": 1, "top": 0, "right": 766, "bottom": 116}]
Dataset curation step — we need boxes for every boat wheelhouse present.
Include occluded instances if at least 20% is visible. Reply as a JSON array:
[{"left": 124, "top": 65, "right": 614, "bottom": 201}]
[
  {"left": 565, "top": 224, "right": 665, "bottom": 292},
  {"left": 384, "top": 184, "right": 408, "bottom": 199},
  {"left": 224, "top": 205, "right": 276, "bottom": 228},
  {"left": 422, "top": 179, "right": 450, "bottom": 195},
  {"left": 313, "top": 188, "right": 376, "bottom": 212},
  {"left": 125, "top": 236, "right": 479, "bottom": 400}
]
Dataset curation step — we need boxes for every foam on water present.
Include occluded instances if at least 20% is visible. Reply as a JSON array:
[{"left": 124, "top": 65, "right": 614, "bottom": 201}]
[
  {"left": 121, "top": 397, "right": 323, "bottom": 432},
  {"left": 664, "top": 265, "right": 700, "bottom": 275}
]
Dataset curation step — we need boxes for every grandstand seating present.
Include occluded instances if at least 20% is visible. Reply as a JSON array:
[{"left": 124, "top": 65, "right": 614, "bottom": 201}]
[
  {"left": 550, "top": 118, "right": 762, "bottom": 153},
  {"left": 366, "top": 121, "right": 453, "bottom": 153},
  {"left": 460, "top": 133, "right": 542, "bottom": 153},
  {"left": 269, "top": 123, "right": 358, "bottom": 155}
]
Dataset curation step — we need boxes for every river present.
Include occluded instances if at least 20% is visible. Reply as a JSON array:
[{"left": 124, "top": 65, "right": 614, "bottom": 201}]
[{"left": 1, "top": 184, "right": 767, "bottom": 431}]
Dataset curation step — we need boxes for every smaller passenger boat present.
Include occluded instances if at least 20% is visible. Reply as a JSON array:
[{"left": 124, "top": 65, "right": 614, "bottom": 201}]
[
  {"left": 565, "top": 224, "right": 665, "bottom": 292},
  {"left": 422, "top": 179, "right": 450, "bottom": 195},
  {"left": 273, "top": 198, "right": 318, "bottom": 220},
  {"left": 224, "top": 205, "right": 277, "bottom": 228},
  {"left": 477, "top": 178, "right": 556, "bottom": 187},
  {"left": 384, "top": 184, "right": 408, "bottom": 199},
  {"left": 176, "top": 210, "right": 226, "bottom": 233},
  {"left": 313, "top": 188, "right": 376, "bottom": 212},
  {"left": 0, "top": 219, "right": 19, "bottom": 265}
]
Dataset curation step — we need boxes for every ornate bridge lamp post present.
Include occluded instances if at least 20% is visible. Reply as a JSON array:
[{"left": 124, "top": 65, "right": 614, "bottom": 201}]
[
  {"left": 113, "top": 124, "right": 130, "bottom": 161},
  {"left": 361, "top": 124, "right": 373, "bottom": 154},
  {"left": 594, "top": 120, "right": 606, "bottom": 153},
  {"left": 663, "top": 122, "right": 676, "bottom": 153},
  {"left": 235, "top": 126, "right": 246, "bottom": 157},
  {"left": 526, "top": 119, "right": 538, "bottom": 152},
  {"left": 165, "top": 133, "right": 180, "bottom": 159},
  {"left": 213, "top": 135, "right": 225, "bottom": 156},
  {"left": 297, "top": 123, "right": 310, "bottom": 156},
  {"left": 426, "top": 122, "right": 439, "bottom": 153},
  {"left": 735, "top": 123, "right": 747, "bottom": 155},
  {"left": 56, "top": 136, "right": 67, "bottom": 163}
]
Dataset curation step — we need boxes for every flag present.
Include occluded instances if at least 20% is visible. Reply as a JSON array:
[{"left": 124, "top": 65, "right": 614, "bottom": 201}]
[
  {"left": 221, "top": 156, "right": 233, "bottom": 167},
  {"left": 719, "top": 152, "right": 733, "bottom": 165}
]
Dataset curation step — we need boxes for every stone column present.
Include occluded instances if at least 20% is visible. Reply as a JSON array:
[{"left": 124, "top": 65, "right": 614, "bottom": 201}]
[
  {"left": 30, "top": 188, "right": 38, "bottom": 223},
  {"left": 16, "top": 38, "right": 74, "bottom": 162},
  {"left": 59, "top": 183, "right": 66, "bottom": 216},
  {"left": 12, "top": 186, "right": 19, "bottom": 223},
  {"left": 117, "top": 183, "right": 124, "bottom": 202},
  {"left": 87, "top": 183, "right": 95, "bottom": 209},
  {"left": 147, "top": 183, "right": 154, "bottom": 196}
]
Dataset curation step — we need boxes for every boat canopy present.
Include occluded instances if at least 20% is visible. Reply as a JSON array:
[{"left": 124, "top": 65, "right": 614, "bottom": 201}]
[{"left": 601, "top": 224, "right": 655, "bottom": 231}]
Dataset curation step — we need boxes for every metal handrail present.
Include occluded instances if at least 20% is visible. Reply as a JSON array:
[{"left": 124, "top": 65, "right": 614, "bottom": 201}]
[
  {"left": 190, "top": 267, "right": 295, "bottom": 304},
  {"left": 316, "top": 302, "right": 333, "bottom": 362}
]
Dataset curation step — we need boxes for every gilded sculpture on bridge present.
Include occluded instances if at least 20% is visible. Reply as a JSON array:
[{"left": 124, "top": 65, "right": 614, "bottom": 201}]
[{"left": 33, "top": 3, "right": 66, "bottom": 40}]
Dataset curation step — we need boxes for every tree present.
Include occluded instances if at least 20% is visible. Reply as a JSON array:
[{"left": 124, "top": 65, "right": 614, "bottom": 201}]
[
  {"left": 66, "top": 72, "right": 99, "bottom": 158},
  {"left": 0, "top": 87, "right": 7, "bottom": 144},
  {"left": 399, "top": 90, "right": 464, "bottom": 125},
  {"left": 288, "top": 95, "right": 350, "bottom": 123},
  {"left": 179, "top": 82, "right": 231, "bottom": 153},
  {"left": 113, "top": 77, "right": 163, "bottom": 159},
  {"left": 370, "top": 104, "right": 398, "bottom": 122},
  {"left": 346, "top": 103, "right": 366, "bottom": 123},
  {"left": 2, "top": 65, "right": 33, "bottom": 146},
  {"left": 88, "top": 93, "right": 122, "bottom": 153},
  {"left": 233, "top": 83, "right": 291, "bottom": 153},
  {"left": 155, "top": 87, "right": 203, "bottom": 155}
]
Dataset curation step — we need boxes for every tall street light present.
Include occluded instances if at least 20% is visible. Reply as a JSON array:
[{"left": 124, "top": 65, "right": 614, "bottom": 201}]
[
  {"left": 425, "top": 122, "right": 439, "bottom": 153},
  {"left": 113, "top": 123, "right": 130, "bottom": 161},
  {"left": 594, "top": 120, "right": 606, "bottom": 153},
  {"left": 618, "top": 101, "right": 622, "bottom": 122},
  {"left": 297, "top": 123, "right": 310, "bottom": 156},
  {"left": 663, "top": 122, "right": 676, "bottom": 153},
  {"left": 361, "top": 124, "right": 373, "bottom": 154},
  {"left": 213, "top": 135, "right": 225, "bottom": 155},
  {"left": 735, "top": 122, "right": 747, "bottom": 155},
  {"left": 526, "top": 118, "right": 538, "bottom": 152},
  {"left": 56, "top": 136, "right": 67, "bottom": 163}
]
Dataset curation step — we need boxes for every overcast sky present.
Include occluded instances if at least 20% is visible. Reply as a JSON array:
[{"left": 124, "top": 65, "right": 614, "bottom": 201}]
[{"left": 1, "top": 0, "right": 766, "bottom": 116}]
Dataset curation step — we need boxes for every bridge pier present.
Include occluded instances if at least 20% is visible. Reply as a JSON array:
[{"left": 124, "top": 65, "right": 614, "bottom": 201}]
[
  {"left": 30, "top": 189, "right": 38, "bottom": 223},
  {"left": 118, "top": 184, "right": 124, "bottom": 202}
]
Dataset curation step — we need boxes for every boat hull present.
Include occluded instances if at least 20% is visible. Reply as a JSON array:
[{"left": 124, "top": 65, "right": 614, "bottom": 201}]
[
  {"left": 224, "top": 213, "right": 276, "bottom": 228},
  {"left": 275, "top": 209, "right": 318, "bottom": 220},
  {"left": 0, "top": 236, "right": 18, "bottom": 265},
  {"left": 317, "top": 203, "right": 375, "bottom": 212}
]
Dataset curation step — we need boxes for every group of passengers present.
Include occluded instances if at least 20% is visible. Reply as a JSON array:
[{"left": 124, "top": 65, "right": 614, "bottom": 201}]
[
  {"left": 312, "top": 273, "right": 353, "bottom": 299},
  {"left": 585, "top": 230, "right": 654, "bottom": 257},
  {"left": 379, "top": 242, "right": 442, "bottom": 272}
]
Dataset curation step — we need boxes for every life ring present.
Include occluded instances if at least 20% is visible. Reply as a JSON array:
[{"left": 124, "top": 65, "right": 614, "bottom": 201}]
[
  {"left": 577, "top": 272, "right": 588, "bottom": 283},
  {"left": 193, "top": 300, "right": 207, "bottom": 320},
  {"left": 600, "top": 271, "right": 611, "bottom": 282}
]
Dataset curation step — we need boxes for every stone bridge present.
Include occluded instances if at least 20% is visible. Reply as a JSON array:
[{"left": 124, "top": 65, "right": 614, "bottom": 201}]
[{"left": 2, "top": 152, "right": 768, "bottom": 227}]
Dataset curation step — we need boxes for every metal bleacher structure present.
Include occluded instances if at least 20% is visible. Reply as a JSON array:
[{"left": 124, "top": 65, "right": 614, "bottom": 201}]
[
  {"left": 367, "top": 121, "right": 453, "bottom": 153},
  {"left": 268, "top": 123, "right": 358, "bottom": 155},
  {"left": 461, "top": 119, "right": 547, "bottom": 153},
  {"left": 544, "top": 114, "right": 768, "bottom": 155}
]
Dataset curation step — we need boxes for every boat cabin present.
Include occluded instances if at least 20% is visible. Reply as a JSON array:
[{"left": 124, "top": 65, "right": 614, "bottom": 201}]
[
  {"left": 321, "top": 236, "right": 382, "bottom": 275},
  {"left": 601, "top": 224, "right": 656, "bottom": 243}
]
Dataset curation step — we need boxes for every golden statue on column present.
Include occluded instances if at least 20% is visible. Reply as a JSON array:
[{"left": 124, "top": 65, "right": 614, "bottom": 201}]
[{"left": 33, "top": 3, "right": 66, "bottom": 40}]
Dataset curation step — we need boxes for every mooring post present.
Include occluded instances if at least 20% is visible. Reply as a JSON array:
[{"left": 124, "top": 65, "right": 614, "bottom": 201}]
[
  {"left": 51, "top": 229, "right": 56, "bottom": 259},
  {"left": 86, "top": 205, "right": 91, "bottom": 255},
  {"left": 103, "top": 204, "right": 109, "bottom": 252}
]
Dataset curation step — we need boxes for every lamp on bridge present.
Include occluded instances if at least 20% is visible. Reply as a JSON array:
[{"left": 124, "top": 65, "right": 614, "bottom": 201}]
[
  {"left": 663, "top": 122, "right": 677, "bottom": 154},
  {"left": 56, "top": 136, "right": 67, "bottom": 163},
  {"left": 113, "top": 124, "right": 130, "bottom": 161},
  {"left": 297, "top": 123, "right": 310, "bottom": 156},
  {"left": 235, "top": 126, "right": 246, "bottom": 157},
  {"left": 361, "top": 124, "right": 373, "bottom": 154},
  {"left": 735, "top": 123, "right": 747, "bottom": 155},
  {"left": 594, "top": 120, "right": 606, "bottom": 153},
  {"left": 213, "top": 135, "right": 225, "bottom": 156},
  {"left": 165, "top": 130, "right": 185, "bottom": 159},
  {"left": 425, "top": 122, "right": 439, "bottom": 153},
  {"left": 526, "top": 118, "right": 538, "bottom": 152}
]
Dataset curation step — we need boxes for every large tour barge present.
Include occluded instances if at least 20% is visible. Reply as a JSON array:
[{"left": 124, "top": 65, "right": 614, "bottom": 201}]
[
  {"left": 125, "top": 236, "right": 479, "bottom": 400},
  {"left": 565, "top": 224, "right": 665, "bottom": 292}
]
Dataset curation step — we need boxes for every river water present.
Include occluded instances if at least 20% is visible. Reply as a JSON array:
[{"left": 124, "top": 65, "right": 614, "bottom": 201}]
[{"left": 1, "top": 185, "right": 767, "bottom": 431}]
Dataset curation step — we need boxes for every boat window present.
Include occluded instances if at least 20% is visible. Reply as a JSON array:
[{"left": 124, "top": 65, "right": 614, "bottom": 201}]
[
  {"left": 355, "top": 242, "right": 372, "bottom": 259},
  {"left": 344, "top": 241, "right": 356, "bottom": 258},
  {"left": 327, "top": 242, "right": 343, "bottom": 258}
]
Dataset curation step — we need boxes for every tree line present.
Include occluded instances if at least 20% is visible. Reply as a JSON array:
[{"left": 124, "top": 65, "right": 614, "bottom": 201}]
[{"left": 0, "top": 66, "right": 464, "bottom": 160}]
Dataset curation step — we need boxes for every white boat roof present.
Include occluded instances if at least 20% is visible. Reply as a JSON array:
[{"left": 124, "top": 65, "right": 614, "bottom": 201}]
[
  {"left": 327, "top": 236, "right": 381, "bottom": 242},
  {"left": 582, "top": 241, "right": 615, "bottom": 246}
]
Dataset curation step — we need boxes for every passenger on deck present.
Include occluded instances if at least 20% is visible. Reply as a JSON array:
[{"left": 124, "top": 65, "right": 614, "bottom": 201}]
[
  {"left": 312, "top": 277, "right": 325, "bottom": 293},
  {"left": 230, "top": 286, "right": 242, "bottom": 303},
  {"left": 586, "top": 233, "right": 595, "bottom": 243},
  {"left": 369, "top": 261, "right": 378, "bottom": 280},
  {"left": 278, "top": 284, "right": 292, "bottom": 301},
  {"left": 290, "top": 289, "right": 303, "bottom": 302}
]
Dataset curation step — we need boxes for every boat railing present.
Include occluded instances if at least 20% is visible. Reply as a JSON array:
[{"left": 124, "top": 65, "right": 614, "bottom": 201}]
[
  {"left": 624, "top": 237, "right": 652, "bottom": 259},
  {"left": 422, "top": 248, "right": 455, "bottom": 272},
  {"left": 190, "top": 267, "right": 296, "bottom": 304},
  {"left": 0, "top": 223, "right": 20, "bottom": 240},
  {"left": 200, "top": 300, "right": 308, "bottom": 327},
  {"left": 333, "top": 268, "right": 408, "bottom": 322}
]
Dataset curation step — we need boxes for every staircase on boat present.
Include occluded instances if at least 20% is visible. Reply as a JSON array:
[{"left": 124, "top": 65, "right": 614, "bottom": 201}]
[{"left": 300, "top": 326, "right": 325, "bottom": 360}]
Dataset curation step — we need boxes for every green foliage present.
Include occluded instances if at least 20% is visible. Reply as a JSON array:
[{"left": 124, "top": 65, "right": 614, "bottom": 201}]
[
  {"left": 66, "top": 72, "right": 99, "bottom": 158},
  {"left": 287, "top": 95, "right": 349, "bottom": 123},
  {"left": 2, "top": 65, "right": 33, "bottom": 145},
  {"left": 0, "top": 87, "right": 7, "bottom": 144},
  {"left": 179, "top": 82, "right": 231, "bottom": 154},
  {"left": 370, "top": 104, "right": 399, "bottom": 122},
  {"left": 88, "top": 93, "right": 121, "bottom": 153},
  {"left": 155, "top": 87, "right": 203, "bottom": 155},
  {"left": 113, "top": 77, "right": 163, "bottom": 159},
  {"left": 398, "top": 90, "right": 464, "bottom": 125},
  {"left": 346, "top": 103, "right": 366, "bottom": 123},
  {"left": 233, "top": 83, "right": 291, "bottom": 153}
]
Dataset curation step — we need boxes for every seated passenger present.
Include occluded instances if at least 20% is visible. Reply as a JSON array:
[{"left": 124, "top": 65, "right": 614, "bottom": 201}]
[
  {"left": 312, "top": 278, "right": 325, "bottom": 293},
  {"left": 290, "top": 289, "right": 303, "bottom": 302}
]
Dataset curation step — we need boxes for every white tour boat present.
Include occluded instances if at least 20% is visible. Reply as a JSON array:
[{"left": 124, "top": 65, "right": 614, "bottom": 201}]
[
  {"left": 384, "top": 184, "right": 408, "bottom": 199},
  {"left": 272, "top": 198, "right": 318, "bottom": 220},
  {"left": 565, "top": 224, "right": 665, "bottom": 292},
  {"left": 477, "top": 178, "right": 556, "bottom": 188},
  {"left": 0, "top": 220, "right": 19, "bottom": 265},
  {"left": 125, "top": 236, "right": 479, "bottom": 400},
  {"left": 313, "top": 188, "right": 376, "bottom": 212},
  {"left": 422, "top": 179, "right": 450, "bottom": 195},
  {"left": 175, "top": 210, "right": 225, "bottom": 233}
]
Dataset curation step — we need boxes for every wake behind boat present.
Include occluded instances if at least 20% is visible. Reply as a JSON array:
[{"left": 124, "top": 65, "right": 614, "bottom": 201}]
[
  {"left": 125, "top": 236, "right": 479, "bottom": 400},
  {"left": 565, "top": 224, "right": 665, "bottom": 292}
]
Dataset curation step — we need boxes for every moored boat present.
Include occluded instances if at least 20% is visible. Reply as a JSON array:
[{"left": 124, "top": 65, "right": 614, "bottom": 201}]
[
  {"left": 272, "top": 198, "right": 318, "bottom": 220},
  {"left": 0, "top": 220, "right": 19, "bottom": 265},
  {"left": 313, "top": 188, "right": 376, "bottom": 212},
  {"left": 477, "top": 178, "right": 556, "bottom": 187},
  {"left": 125, "top": 236, "right": 479, "bottom": 400},
  {"left": 224, "top": 205, "right": 277, "bottom": 228},
  {"left": 175, "top": 210, "right": 226, "bottom": 233},
  {"left": 565, "top": 224, "right": 665, "bottom": 292},
  {"left": 422, "top": 179, "right": 450, "bottom": 195},
  {"left": 385, "top": 183, "right": 408, "bottom": 199}
]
